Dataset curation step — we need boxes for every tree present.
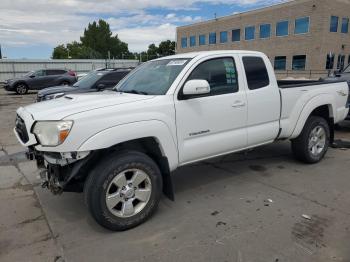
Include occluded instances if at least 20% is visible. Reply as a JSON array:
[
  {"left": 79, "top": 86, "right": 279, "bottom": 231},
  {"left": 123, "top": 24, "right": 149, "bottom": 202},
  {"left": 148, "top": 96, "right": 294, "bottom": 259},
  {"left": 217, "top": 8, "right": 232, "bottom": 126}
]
[
  {"left": 80, "top": 20, "right": 130, "bottom": 59},
  {"left": 52, "top": 44, "right": 68, "bottom": 59},
  {"left": 52, "top": 19, "right": 130, "bottom": 59},
  {"left": 158, "top": 40, "right": 175, "bottom": 56}
]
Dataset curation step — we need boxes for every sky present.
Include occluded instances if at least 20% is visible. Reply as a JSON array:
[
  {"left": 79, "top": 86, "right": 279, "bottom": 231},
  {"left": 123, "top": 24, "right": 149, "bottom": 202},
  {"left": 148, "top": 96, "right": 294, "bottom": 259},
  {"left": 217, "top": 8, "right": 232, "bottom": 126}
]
[{"left": 0, "top": 0, "right": 288, "bottom": 59}]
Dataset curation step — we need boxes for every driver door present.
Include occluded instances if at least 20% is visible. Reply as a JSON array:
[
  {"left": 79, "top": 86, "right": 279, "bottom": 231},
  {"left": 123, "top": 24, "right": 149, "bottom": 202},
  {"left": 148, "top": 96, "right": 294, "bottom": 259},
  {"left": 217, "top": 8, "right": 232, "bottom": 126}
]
[
  {"left": 175, "top": 56, "right": 248, "bottom": 164},
  {"left": 28, "top": 70, "right": 47, "bottom": 89}
]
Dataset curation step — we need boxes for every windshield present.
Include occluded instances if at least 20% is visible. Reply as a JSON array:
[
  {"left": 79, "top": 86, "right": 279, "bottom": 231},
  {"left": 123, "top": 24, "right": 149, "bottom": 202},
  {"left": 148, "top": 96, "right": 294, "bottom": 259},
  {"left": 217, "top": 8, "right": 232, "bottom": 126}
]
[
  {"left": 115, "top": 58, "right": 190, "bottom": 95},
  {"left": 24, "top": 71, "right": 34, "bottom": 77},
  {"left": 73, "top": 71, "right": 105, "bottom": 88}
]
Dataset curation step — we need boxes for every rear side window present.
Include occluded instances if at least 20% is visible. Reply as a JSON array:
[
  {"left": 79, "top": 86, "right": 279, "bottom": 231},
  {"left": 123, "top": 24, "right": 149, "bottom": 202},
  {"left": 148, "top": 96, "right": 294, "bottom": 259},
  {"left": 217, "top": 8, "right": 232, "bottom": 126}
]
[
  {"left": 242, "top": 57, "right": 270, "bottom": 90},
  {"left": 46, "top": 70, "right": 66, "bottom": 75},
  {"left": 101, "top": 72, "right": 128, "bottom": 81},
  {"left": 187, "top": 57, "right": 238, "bottom": 96}
]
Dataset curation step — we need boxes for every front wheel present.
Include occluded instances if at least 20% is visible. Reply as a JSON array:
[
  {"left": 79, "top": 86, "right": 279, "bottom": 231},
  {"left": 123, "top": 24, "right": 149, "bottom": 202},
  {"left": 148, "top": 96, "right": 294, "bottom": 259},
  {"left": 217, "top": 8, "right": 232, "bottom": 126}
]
[
  {"left": 84, "top": 151, "right": 162, "bottom": 231},
  {"left": 291, "top": 116, "right": 330, "bottom": 163},
  {"left": 15, "top": 83, "right": 28, "bottom": 95}
]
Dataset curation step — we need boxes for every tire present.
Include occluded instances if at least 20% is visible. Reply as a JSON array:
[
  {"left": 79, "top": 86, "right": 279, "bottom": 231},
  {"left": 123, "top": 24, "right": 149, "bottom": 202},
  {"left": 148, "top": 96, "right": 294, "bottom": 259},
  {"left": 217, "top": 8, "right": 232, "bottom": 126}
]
[
  {"left": 291, "top": 116, "right": 330, "bottom": 164},
  {"left": 84, "top": 150, "right": 163, "bottom": 231},
  {"left": 15, "top": 83, "right": 28, "bottom": 95}
]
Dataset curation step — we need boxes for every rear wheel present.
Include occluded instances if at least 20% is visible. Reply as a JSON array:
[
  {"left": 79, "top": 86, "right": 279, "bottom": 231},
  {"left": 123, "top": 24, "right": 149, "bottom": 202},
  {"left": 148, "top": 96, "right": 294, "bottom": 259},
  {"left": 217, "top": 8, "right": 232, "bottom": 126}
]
[
  {"left": 15, "top": 83, "right": 28, "bottom": 95},
  {"left": 291, "top": 116, "right": 330, "bottom": 163},
  {"left": 84, "top": 151, "right": 162, "bottom": 231}
]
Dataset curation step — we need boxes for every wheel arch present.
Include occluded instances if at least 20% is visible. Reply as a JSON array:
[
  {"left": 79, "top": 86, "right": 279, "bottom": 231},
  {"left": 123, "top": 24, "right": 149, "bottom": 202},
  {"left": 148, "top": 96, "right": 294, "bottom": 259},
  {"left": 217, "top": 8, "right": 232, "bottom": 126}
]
[
  {"left": 291, "top": 95, "right": 335, "bottom": 140},
  {"left": 76, "top": 121, "right": 178, "bottom": 200}
]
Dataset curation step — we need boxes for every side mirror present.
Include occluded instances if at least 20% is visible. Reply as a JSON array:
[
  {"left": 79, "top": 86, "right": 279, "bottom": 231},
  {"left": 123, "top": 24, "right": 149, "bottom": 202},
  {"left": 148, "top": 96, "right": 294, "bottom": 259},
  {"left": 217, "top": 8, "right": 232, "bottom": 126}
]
[
  {"left": 29, "top": 75, "right": 35, "bottom": 78},
  {"left": 97, "top": 83, "right": 106, "bottom": 90},
  {"left": 183, "top": 80, "right": 210, "bottom": 96}
]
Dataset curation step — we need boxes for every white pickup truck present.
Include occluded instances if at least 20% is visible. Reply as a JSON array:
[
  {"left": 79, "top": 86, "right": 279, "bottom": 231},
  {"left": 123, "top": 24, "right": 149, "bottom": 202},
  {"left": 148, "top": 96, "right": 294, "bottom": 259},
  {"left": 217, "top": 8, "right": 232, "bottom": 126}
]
[{"left": 14, "top": 51, "right": 349, "bottom": 231}]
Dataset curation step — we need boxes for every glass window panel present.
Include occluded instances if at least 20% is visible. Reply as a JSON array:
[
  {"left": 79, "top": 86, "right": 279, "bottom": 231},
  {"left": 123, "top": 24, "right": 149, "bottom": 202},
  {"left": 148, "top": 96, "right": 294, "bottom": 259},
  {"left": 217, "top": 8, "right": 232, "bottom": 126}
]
[
  {"left": 187, "top": 57, "right": 239, "bottom": 96},
  {"left": 274, "top": 56, "right": 287, "bottom": 70},
  {"left": 242, "top": 57, "right": 270, "bottom": 90},
  {"left": 292, "top": 55, "right": 306, "bottom": 70},
  {"left": 209, "top": 32, "right": 216, "bottom": 44},
  {"left": 330, "top": 16, "right": 339, "bottom": 32},
  {"left": 220, "top": 31, "right": 228, "bottom": 43},
  {"left": 232, "top": 29, "right": 241, "bottom": 42},
  {"left": 199, "top": 35, "right": 206, "bottom": 45},
  {"left": 341, "top": 18, "right": 349, "bottom": 33},
  {"left": 276, "top": 20, "right": 289, "bottom": 36},
  {"left": 326, "top": 53, "right": 335, "bottom": 70},
  {"left": 181, "top": 37, "right": 187, "bottom": 48},
  {"left": 295, "top": 17, "right": 310, "bottom": 34},
  {"left": 260, "top": 24, "right": 271, "bottom": 38},
  {"left": 190, "top": 36, "right": 196, "bottom": 47},
  {"left": 245, "top": 26, "right": 255, "bottom": 40}
]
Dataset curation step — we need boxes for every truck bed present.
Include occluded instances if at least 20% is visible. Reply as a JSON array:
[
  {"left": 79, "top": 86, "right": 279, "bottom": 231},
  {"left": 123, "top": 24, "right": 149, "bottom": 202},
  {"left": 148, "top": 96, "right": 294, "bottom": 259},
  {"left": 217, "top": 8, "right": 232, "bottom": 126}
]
[
  {"left": 278, "top": 80, "right": 350, "bottom": 139},
  {"left": 277, "top": 79, "right": 347, "bottom": 88}
]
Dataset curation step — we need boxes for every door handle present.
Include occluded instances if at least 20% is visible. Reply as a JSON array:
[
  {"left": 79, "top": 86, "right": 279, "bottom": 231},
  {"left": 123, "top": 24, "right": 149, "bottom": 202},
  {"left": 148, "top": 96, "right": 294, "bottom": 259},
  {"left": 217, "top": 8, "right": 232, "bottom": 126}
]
[{"left": 232, "top": 100, "right": 246, "bottom": 108}]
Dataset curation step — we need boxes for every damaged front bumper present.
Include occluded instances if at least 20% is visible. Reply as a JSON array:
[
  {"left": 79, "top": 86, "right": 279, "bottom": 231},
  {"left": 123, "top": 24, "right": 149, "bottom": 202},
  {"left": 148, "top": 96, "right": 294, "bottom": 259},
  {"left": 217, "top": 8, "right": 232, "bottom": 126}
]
[{"left": 27, "top": 147, "right": 91, "bottom": 194}]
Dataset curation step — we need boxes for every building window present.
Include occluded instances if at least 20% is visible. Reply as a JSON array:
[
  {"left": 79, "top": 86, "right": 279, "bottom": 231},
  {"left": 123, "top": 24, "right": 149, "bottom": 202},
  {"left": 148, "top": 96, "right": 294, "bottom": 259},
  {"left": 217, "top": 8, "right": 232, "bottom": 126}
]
[
  {"left": 341, "top": 18, "right": 349, "bottom": 33},
  {"left": 209, "top": 32, "right": 216, "bottom": 44},
  {"left": 220, "top": 31, "right": 228, "bottom": 43},
  {"left": 199, "top": 35, "right": 206, "bottom": 45},
  {"left": 181, "top": 37, "right": 187, "bottom": 48},
  {"left": 190, "top": 36, "right": 196, "bottom": 47},
  {"left": 337, "top": 55, "right": 345, "bottom": 70},
  {"left": 292, "top": 55, "right": 306, "bottom": 70},
  {"left": 330, "top": 16, "right": 339, "bottom": 32},
  {"left": 242, "top": 56, "right": 270, "bottom": 90},
  {"left": 276, "top": 20, "right": 289, "bottom": 36},
  {"left": 295, "top": 17, "right": 310, "bottom": 34},
  {"left": 245, "top": 26, "right": 255, "bottom": 40},
  {"left": 274, "top": 56, "right": 287, "bottom": 70},
  {"left": 260, "top": 24, "right": 271, "bottom": 39},
  {"left": 232, "top": 29, "right": 241, "bottom": 42},
  {"left": 326, "top": 53, "right": 335, "bottom": 69}
]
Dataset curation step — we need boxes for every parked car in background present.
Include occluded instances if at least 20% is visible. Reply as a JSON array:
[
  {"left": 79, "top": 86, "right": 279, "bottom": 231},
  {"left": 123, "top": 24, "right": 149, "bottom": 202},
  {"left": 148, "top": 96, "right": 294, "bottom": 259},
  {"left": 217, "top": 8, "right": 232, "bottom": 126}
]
[
  {"left": 15, "top": 50, "right": 349, "bottom": 231},
  {"left": 321, "top": 65, "right": 350, "bottom": 120},
  {"left": 3, "top": 69, "right": 77, "bottom": 95},
  {"left": 37, "top": 68, "right": 133, "bottom": 101}
]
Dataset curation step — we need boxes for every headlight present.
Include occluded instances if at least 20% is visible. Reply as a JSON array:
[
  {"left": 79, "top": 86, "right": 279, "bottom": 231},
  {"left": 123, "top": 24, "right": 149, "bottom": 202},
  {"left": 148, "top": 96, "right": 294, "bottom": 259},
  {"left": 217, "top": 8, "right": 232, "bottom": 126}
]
[
  {"left": 44, "top": 93, "right": 65, "bottom": 100},
  {"left": 32, "top": 121, "right": 73, "bottom": 146}
]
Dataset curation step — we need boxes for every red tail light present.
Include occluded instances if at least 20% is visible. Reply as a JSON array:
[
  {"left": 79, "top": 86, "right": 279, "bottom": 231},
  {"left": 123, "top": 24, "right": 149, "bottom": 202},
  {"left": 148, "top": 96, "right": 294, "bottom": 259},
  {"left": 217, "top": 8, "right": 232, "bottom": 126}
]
[{"left": 68, "top": 70, "right": 76, "bottom": 77}]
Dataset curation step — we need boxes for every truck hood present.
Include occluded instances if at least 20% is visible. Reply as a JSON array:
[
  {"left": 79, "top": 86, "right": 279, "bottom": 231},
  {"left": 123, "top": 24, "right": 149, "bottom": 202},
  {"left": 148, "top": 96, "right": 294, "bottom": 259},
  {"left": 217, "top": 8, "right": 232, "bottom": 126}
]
[{"left": 22, "top": 92, "right": 155, "bottom": 120}]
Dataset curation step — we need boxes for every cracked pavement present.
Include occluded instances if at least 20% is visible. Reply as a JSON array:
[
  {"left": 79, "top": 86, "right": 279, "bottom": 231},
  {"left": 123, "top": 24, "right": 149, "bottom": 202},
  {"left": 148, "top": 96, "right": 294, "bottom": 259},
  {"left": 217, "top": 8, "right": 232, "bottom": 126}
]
[{"left": 1, "top": 88, "right": 350, "bottom": 262}]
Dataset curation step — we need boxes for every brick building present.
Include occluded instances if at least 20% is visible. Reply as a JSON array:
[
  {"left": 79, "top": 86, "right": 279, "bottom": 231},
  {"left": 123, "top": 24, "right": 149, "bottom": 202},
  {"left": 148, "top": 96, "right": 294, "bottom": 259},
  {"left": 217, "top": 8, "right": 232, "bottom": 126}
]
[{"left": 176, "top": 0, "right": 350, "bottom": 78}]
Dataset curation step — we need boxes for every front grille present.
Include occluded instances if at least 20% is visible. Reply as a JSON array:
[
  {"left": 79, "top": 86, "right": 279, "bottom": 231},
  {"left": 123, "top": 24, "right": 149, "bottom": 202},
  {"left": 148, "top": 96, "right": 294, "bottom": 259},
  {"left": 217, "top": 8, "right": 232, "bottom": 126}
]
[{"left": 15, "top": 115, "right": 29, "bottom": 143}]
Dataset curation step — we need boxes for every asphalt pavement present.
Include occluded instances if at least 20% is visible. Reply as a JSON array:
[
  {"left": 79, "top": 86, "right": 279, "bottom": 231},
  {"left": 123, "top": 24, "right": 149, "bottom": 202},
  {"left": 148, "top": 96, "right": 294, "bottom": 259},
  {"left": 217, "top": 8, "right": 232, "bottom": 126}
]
[{"left": 1, "top": 88, "right": 350, "bottom": 262}]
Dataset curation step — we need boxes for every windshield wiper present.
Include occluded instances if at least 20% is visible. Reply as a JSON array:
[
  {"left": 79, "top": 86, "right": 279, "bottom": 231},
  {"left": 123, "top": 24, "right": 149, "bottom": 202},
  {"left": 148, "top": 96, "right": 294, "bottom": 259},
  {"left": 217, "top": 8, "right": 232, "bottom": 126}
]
[{"left": 120, "top": 90, "right": 149, "bottom": 95}]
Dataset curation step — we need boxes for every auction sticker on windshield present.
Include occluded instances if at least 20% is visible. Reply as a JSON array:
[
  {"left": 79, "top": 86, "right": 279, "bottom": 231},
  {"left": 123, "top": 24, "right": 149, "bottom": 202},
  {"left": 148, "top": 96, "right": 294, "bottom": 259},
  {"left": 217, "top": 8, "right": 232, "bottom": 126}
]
[{"left": 167, "top": 60, "right": 188, "bottom": 66}]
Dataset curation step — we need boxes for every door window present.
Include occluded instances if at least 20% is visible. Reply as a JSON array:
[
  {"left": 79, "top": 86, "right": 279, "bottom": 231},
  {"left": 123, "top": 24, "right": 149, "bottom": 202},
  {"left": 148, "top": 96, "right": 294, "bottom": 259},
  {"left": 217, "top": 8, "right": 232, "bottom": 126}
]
[
  {"left": 34, "top": 70, "right": 45, "bottom": 77},
  {"left": 243, "top": 57, "right": 270, "bottom": 90},
  {"left": 185, "top": 57, "right": 238, "bottom": 97}
]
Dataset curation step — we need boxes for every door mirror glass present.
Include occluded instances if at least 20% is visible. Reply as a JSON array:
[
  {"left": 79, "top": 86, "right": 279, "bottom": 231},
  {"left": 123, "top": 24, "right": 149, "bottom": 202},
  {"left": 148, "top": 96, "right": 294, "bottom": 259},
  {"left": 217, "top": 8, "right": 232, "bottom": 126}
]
[{"left": 183, "top": 80, "right": 210, "bottom": 96}]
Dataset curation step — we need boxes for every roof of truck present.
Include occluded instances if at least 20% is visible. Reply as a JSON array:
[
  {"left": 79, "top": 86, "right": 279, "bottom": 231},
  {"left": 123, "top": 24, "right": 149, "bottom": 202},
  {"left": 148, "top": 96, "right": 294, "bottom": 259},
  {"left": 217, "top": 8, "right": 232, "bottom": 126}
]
[{"left": 155, "top": 50, "right": 265, "bottom": 60}]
